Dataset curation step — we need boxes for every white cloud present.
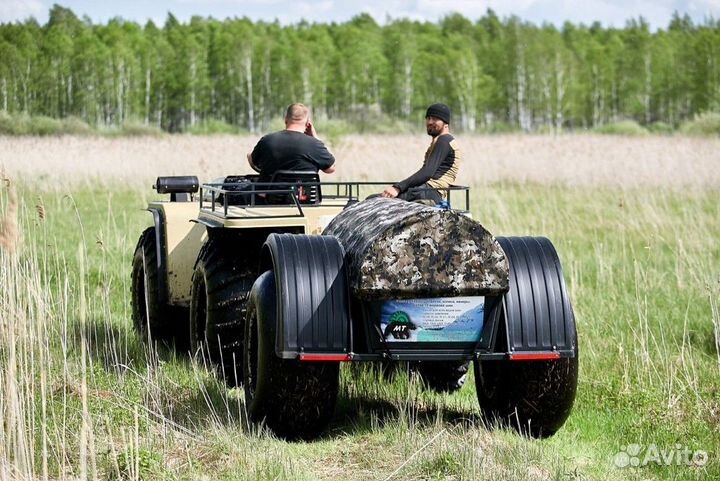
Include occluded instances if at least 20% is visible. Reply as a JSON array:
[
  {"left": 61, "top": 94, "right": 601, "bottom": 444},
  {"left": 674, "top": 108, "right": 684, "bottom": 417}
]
[{"left": 0, "top": 0, "right": 47, "bottom": 23}]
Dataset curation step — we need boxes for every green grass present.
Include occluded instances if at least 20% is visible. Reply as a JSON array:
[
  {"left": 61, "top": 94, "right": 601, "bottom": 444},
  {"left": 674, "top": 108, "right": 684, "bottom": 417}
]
[
  {"left": 680, "top": 112, "right": 720, "bottom": 136},
  {"left": 1, "top": 182, "right": 718, "bottom": 480},
  {"left": 592, "top": 120, "right": 649, "bottom": 136}
]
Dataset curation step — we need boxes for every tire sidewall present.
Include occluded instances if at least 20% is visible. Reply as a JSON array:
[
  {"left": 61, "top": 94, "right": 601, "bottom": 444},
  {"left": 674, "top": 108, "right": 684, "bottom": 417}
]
[
  {"left": 243, "top": 271, "right": 276, "bottom": 418},
  {"left": 131, "top": 227, "right": 163, "bottom": 340},
  {"left": 189, "top": 262, "right": 209, "bottom": 355}
]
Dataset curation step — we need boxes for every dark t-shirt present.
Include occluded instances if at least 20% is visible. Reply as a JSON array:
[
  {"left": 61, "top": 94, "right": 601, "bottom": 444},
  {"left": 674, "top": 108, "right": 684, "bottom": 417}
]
[{"left": 251, "top": 130, "right": 335, "bottom": 182}]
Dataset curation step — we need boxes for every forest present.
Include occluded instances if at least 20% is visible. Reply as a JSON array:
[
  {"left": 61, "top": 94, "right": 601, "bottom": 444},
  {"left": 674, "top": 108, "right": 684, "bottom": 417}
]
[{"left": 0, "top": 4, "right": 719, "bottom": 133}]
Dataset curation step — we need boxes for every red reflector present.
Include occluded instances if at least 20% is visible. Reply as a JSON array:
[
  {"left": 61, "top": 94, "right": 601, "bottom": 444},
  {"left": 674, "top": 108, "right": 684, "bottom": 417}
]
[
  {"left": 509, "top": 352, "right": 561, "bottom": 361},
  {"left": 298, "top": 353, "right": 351, "bottom": 362}
]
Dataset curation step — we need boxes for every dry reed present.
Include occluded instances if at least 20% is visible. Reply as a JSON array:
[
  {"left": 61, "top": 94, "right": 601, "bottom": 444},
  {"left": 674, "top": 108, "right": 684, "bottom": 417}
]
[
  {"left": 0, "top": 134, "right": 718, "bottom": 190},
  {"left": 0, "top": 178, "right": 20, "bottom": 254}
]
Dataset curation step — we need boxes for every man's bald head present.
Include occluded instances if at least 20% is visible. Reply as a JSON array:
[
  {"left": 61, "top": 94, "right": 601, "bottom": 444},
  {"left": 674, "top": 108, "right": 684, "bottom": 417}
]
[{"left": 285, "top": 103, "right": 309, "bottom": 126}]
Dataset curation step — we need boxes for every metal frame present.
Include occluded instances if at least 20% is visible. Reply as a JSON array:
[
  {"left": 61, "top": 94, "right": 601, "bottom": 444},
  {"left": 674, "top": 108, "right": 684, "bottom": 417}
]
[{"left": 198, "top": 180, "right": 471, "bottom": 221}]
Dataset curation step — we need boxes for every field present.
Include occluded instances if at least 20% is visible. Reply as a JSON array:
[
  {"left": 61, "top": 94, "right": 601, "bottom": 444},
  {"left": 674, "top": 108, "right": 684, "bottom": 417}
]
[{"left": 1, "top": 134, "right": 719, "bottom": 481}]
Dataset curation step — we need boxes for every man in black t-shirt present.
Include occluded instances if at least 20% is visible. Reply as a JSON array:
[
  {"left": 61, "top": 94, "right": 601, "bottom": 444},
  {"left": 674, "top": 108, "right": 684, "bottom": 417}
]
[
  {"left": 247, "top": 103, "right": 336, "bottom": 183},
  {"left": 381, "top": 103, "right": 461, "bottom": 203}
]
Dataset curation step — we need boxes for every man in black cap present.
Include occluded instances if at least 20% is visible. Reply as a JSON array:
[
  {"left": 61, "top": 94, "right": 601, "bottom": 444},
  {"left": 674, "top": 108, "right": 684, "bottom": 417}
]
[{"left": 381, "top": 103, "right": 461, "bottom": 203}]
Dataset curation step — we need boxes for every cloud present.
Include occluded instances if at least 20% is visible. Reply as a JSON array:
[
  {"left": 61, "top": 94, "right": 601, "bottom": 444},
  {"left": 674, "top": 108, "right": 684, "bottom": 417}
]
[{"left": 0, "top": 0, "right": 47, "bottom": 23}]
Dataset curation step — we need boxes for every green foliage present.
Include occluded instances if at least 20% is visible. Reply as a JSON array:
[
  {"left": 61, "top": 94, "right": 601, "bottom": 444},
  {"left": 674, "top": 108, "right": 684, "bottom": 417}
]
[
  {"left": 0, "top": 112, "right": 93, "bottom": 135},
  {"left": 187, "top": 119, "right": 241, "bottom": 135},
  {"left": 679, "top": 112, "right": 720, "bottom": 136},
  {"left": 0, "top": 8, "right": 718, "bottom": 134},
  {"left": 592, "top": 120, "right": 649, "bottom": 135},
  {"left": 109, "top": 448, "right": 164, "bottom": 481},
  {"left": 648, "top": 121, "right": 674, "bottom": 134},
  {"left": 418, "top": 450, "right": 463, "bottom": 479}
]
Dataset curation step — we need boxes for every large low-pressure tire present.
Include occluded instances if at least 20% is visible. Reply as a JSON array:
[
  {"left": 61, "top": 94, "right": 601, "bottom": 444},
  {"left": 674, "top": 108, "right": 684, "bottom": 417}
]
[
  {"left": 190, "top": 236, "right": 254, "bottom": 386},
  {"left": 131, "top": 227, "right": 170, "bottom": 342},
  {"left": 244, "top": 271, "right": 339, "bottom": 440},
  {"left": 413, "top": 360, "right": 471, "bottom": 393},
  {"left": 474, "top": 236, "right": 579, "bottom": 438},
  {"left": 475, "top": 356, "right": 578, "bottom": 438}
]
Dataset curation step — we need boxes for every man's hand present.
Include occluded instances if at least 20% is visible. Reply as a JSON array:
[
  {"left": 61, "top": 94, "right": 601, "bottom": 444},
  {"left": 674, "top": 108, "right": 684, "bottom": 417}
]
[
  {"left": 304, "top": 121, "right": 318, "bottom": 138},
  {"left": 381, "top": 186, "right": 400, "bottom": 198}
]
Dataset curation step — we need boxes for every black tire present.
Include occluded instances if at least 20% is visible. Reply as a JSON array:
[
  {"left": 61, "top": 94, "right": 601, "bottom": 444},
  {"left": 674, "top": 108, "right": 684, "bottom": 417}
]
[
  {"left": 131, "top": 227, "right": 170, "bottom": 342},
  {"left": 474, "top": 356, "right": 579, "bottom": 438},
  {"left": 474, "top": 235, "right": 579, "bottom": 438},
  {"left": 244, "top": 271, "right": 339, "bottom": 440},
  {"left": 413, "top": 360, "right": 471, "bottom": 393},
  {"left": 190, "top": 236, "right": 254, "bottom": 386}
]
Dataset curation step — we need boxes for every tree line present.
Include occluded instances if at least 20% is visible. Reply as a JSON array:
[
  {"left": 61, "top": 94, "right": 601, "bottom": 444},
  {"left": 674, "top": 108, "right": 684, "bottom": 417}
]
[{"left": 0, "top": 5, "right": 719, "bottom": 133}]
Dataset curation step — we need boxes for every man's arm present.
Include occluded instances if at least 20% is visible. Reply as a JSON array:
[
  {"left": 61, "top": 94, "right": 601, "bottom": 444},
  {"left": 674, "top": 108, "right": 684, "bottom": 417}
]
[
  {"left": 246, "top": 152, "right": 261, "bottom": 173},
  {"left": 393, "top": 136, "right": 451, "bottom": 193},
  {"left": 248, "top": 137, "right": 266, "bottom": 173},
  {"left": 309, "top": 137, "right": 336, "bottom": 174}
]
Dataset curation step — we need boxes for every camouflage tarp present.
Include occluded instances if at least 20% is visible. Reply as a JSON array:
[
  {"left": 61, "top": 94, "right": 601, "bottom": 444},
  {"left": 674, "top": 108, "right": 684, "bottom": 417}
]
[{"left": 322, "top": 198, "right": 509, "bottom": 300}]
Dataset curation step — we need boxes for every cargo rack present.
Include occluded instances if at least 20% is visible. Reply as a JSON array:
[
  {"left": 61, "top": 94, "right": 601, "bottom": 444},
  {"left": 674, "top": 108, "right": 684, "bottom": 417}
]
[{"left": 199, "top": 180, "right": 471, "bottom": 220}]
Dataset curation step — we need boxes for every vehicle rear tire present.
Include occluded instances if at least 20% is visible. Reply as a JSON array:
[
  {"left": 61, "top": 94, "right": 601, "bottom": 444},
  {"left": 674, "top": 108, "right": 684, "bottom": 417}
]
[
  {"left": 474, "top": 356, "right": 578, "bottom": 438},
  {"left": 244, "top": 271, "right": 339, "bottom": 440},
  {"left": 475, "top": 236, "right": 579, "bottom": 438},
  {"left": 190, "top": 235, "right": 254, "bottom": 387},
  {"left": 131, "top": 227, "right": 170, "bottom": 342},
  {"left": 413, "top": 360, "right": 470, "bottom": 393}
]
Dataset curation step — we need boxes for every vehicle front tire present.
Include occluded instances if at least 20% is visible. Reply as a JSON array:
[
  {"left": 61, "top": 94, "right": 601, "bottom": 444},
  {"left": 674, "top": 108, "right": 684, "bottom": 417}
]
[
  {"left": 131, "top": 227, "right": 170, "bottom": 342},
  {"left": 190, "top": 235, "right": 253, "bottom": 386},
  {"left": 244, "top": 271, "right": 339, "bottom": 440}
]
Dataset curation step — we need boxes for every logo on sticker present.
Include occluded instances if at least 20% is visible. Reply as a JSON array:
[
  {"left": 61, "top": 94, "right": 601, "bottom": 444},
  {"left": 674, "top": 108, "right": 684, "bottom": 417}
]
[{"left": 383, "top": 311, "right": 417, "bottom": 340}]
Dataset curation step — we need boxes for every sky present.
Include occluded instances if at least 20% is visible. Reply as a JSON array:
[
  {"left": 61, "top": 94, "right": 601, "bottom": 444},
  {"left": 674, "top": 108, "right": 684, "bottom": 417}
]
[{"left": 1, "top": 0, "right": 718, "bottom": 29}]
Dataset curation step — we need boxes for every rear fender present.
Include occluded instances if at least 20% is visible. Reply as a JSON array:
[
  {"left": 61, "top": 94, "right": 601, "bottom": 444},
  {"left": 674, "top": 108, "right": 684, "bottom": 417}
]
[
  {"left": 260, "top": 233, "right": 351, "bottom": 359},
  {"left": 494, "top": 236, "right": 578, "bottom": 360}
]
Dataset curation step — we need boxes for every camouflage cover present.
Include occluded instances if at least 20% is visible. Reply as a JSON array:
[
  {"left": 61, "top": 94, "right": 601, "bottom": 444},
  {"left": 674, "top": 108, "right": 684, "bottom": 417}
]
[{"left": 322, "top": 198, "right": 509, "bottom": 300}]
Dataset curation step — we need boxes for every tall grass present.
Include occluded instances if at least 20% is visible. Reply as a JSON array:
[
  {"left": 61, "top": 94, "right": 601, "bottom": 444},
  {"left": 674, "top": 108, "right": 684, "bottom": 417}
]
[{"left": 0, "top": 143, "right": 718, "bottom": 479}]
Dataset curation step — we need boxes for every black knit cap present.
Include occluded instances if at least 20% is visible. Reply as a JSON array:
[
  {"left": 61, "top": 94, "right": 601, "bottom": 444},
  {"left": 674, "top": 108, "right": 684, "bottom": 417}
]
[{"left": 425, "top": 103, "right": 451, "bottom": 124}]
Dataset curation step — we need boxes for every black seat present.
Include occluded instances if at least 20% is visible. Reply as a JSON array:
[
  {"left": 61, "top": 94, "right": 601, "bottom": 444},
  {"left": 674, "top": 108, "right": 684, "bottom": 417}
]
[{"left": 268, "top": 170, "right": 322, "bottom": 205}]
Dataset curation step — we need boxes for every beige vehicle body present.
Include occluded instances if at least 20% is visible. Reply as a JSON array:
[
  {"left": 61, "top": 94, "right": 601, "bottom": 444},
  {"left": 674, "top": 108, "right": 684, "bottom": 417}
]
[{"left": 149, "top": 195, "right": 349, "bottom": 306}]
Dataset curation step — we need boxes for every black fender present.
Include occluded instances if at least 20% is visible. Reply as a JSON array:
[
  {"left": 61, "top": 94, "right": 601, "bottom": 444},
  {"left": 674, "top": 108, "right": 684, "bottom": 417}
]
[
  {"left": 495, "top": 236, "right": 577, "bottom": 358},
  {"left": 260, "top": 233, "right": 351, "bottom": 359},
  {"left": 146, "top": 207, "right": 169, "bottom": 305}
]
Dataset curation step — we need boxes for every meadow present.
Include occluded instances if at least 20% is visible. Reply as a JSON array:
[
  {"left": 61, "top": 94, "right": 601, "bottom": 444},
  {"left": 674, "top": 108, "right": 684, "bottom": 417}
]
[{"left": 0, "top": 134, "right": 719, "bottom": 480}]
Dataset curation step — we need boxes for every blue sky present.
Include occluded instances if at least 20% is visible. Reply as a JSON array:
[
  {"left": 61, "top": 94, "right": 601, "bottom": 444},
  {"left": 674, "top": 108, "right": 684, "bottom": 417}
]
[{"left": 1, "top": 0, "right": 718, "bottom": 29}]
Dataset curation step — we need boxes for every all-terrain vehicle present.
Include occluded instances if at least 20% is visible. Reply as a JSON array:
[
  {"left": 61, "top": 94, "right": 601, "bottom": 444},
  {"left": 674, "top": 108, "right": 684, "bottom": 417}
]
[{"left": 131, "top": 173, "right": 578, "bottom": 440}]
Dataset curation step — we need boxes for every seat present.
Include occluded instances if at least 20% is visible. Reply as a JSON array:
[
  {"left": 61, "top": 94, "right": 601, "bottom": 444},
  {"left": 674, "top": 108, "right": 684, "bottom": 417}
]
[{"left": 268, "top": 170, "right": 322, "bottom": 205}]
